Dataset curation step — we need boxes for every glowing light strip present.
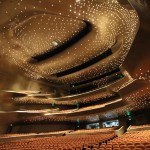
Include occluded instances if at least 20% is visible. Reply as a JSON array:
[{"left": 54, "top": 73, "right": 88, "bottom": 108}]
[
  {"left": 27, "top": 93, "right": 55, "bottom": 97},
  {"left": 0, "top": 90, "right": 40, "bottom": 94}
]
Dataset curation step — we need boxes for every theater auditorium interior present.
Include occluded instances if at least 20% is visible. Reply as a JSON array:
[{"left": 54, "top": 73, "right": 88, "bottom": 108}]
[{"left": 0, "top": 0, "right": 150, "bottom": 149}]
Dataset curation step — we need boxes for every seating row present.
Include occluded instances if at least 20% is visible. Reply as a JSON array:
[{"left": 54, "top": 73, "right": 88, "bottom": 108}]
[
  {"left": 99, "top": 130, "right": 150, "bottom": 150},
  {"left": 0, "top": 132, "right": 116, "bottom": 150}
]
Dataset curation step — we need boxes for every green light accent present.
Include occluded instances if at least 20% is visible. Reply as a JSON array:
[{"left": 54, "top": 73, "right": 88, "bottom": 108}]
[
  {"left": 126, "top": 111, "right": 131, "bottom": 116},
  {"left": 76, "top": 101, "right": 80, "bottom": 109},
  {"left": 118, "top": 74, "right": 124, "bottom": 78}
]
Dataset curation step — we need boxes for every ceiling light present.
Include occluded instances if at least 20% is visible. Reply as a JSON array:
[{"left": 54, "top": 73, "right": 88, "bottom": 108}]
[
  {"left": 76, "top": 0, "right": 81, "bottom": 3},
  {"left": 52, "top": 41, "right": 59, "bottom": 46}
]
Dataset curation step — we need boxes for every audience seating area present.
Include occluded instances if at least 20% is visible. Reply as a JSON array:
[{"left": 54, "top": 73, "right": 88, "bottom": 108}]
[
  {"left": 67, "top": 128, "right": 117, "bottom": 135},
  {"left": 0, "top": 130, "right": 73, "bottom": 139},
  {"left": 127, "top": 124, "right": 150, "bottom": 132},
  {"left": 0, "top": 127, "right": 150, "bottom": 150},
  {"left": 0, "top": 132, "right": 116, "bottom": 150},
  {"left": 99, "top": 130, "right": 150, "bottom": 150}
]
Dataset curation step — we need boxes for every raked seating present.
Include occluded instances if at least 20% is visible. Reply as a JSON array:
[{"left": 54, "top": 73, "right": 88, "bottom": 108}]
[
  {"left": 0, "top": 132, "right": 116, "bottom": 150},
  {"left": 99, "top": 130, "right": 150, "bottom": 150}
]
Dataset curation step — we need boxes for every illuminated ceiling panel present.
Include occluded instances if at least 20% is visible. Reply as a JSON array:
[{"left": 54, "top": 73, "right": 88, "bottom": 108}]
[{"left": 0, "top": 0, "right": 149, "bottom": 123}]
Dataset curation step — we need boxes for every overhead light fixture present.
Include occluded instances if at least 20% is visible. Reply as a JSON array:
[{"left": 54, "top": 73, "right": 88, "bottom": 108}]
[
  {"left": 52, "top": 40, "right": 59, "bottom": 46},
  {"left": 76, "top": 0, "right": 81, "bottom": 2}
]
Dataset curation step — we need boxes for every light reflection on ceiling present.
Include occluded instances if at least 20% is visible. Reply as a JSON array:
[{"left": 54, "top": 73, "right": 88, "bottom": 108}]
[{"left": 0, "top": 0, "right": 149, "bottom": 124}]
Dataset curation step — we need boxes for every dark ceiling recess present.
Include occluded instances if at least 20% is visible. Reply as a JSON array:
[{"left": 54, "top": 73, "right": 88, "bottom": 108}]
[
  {"left": 70, "top": 73, "right": 124, "bottom": 94},
  {"left": 28, "top": 21, "right": 92, "bottom": 63},
  {"left": 56, "top": 49, "right": 112, "bottom": 77},
  {"left": 71, "top": 68, "right": 121, "bottom": 87}
]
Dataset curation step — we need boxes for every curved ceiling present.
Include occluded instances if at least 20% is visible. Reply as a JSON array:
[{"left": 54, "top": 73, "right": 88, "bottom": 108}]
[{"left": 0, "top": 0, "right": 150, "bottom": 124}]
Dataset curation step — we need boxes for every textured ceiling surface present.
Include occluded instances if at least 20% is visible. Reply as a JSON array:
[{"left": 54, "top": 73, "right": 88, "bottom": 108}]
[{"left": 0, "top": 0, "right": 150, "bottom": 124}]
